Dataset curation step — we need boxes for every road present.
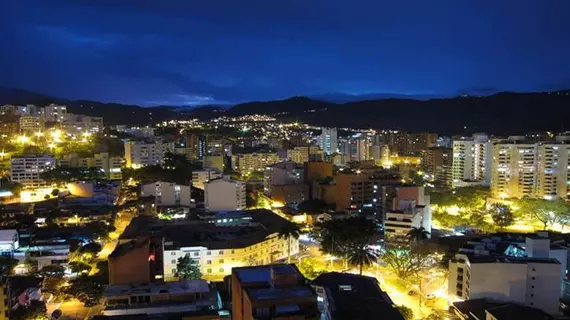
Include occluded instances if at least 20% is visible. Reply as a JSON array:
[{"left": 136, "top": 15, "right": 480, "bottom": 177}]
[{"left": 47, "top": 299, "right": 101, "bottom": 320}]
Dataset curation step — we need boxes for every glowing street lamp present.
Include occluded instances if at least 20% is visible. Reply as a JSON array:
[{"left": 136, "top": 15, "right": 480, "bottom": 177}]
[{"left": 18, "top": 135, "right": 30, "bottom": 144}]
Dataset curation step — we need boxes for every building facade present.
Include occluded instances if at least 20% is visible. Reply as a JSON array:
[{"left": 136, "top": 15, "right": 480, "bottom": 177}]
[
  {"left": 318, "top": 128, "right": 338, "bottom": 155},
  {"left": 57, "top": 152, "right": 123, "bottom": 180},
  {"left": 384, "top": 186, "right": 431, "bottom": 248},
  {"left": 141, "top": 181, "right": 194, "bottom": 207},
  {"left": 10, "top": 154, "right": 56, "bottom": 188},
  {"left": 231, "top": 152, "right": 281, "bottom": 174},
  {"left": 204, "top": 176, "right": 246, "bottom": 211},
  {"left": 287, "top": 146, "right": 324, "bottom": 164},
  {"left": 421, "top": 147, "right": 452, "bottom": 188},
  {"left": 452, "top": 133, "right": 493, "bottom": 188},
  {"left": 42, "top": 104, "right": 67, "bottom": 123},
  {"left": 124, "top": 141, "right": 175, "bottom": 168},
  {"left": 192, "top": 168, "right": 223, "bottom": 190}
]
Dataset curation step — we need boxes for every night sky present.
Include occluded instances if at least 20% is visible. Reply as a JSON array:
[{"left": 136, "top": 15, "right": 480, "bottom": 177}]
[{"left": 1, "top": 0, "right": 570, "bottom": 106}]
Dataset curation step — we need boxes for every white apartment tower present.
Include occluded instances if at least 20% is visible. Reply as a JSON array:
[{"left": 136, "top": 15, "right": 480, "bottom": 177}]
[
  {"left": 204, "top": 176, "right": 246, "bottom": 211},
  {"left": 141, "top": 181, "right": 194, "bottom": 207},
  {"left": 10, "top": 154, "right": 56, "bottom": 188},
  {"left": 491, "top": 136, "right": 570, "bottom": 200},
  {"left": 452, "top": 133, "right": 493, "bottom": 188},
  {"left": 42, "top": 104, "right": 67, "bottom": 123},
  {"left": 124, "top": 141, "right": 175, "bottom": 168},
  {"left": 318, "top": 127, "right": 338, "bottom": 155}
]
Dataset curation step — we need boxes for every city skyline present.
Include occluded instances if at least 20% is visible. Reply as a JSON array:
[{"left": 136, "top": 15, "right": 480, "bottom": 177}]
[{"left": 1, "top": 1, "right": 570, "bottom": 106}]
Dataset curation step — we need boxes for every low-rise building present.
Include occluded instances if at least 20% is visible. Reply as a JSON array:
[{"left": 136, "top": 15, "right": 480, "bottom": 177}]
[
  {"left": 452, "top": 298, "right": 553, "bottom": 320},
  {"left": 102, "top": 280, "right": 218, "bottom": 317},
  {"left": 264, "top": 161, "right": 304, "bottom": 199},
  {"left": 10, "top": 154, "right": 56, "bottom": 188},
  {"left": 57, "top": 152, "right": 123, "bottom": 180},
  {"left": 231, "top": 264, "right": 318, "bottom": 320},
  {"left": 312, "top": 272, "right": 404, "bottom": 320},
  {"left": 0, "top": 230, "right": 18, "bottom": 257},
  {"left": 13, "top": 242, "right": 70, "bottom": 273},
  {"left": 287, "top": 146, "right": 324, "bottom": 164},
  {"left": 108, "top": 237, "right": 165, "bottom": 285},
  {"left": 18, "top": 116, "right": 44, "bottom": 133},
  {"left": 204, "top": 176, "right": 246, "bottom": 211},
  {"left": 384, "top": 186, "right": 431, "bottom": 249},
  {"left": 141, "top": 181, "right": 194, "bottom": 207},
  {"left": 192, "top": 168, "right": 223, "bottom": 190}
]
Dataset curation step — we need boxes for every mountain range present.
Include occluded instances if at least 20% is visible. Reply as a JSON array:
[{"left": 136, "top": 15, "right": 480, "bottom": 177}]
[{"left": 1, "top": 87, "right": 570, "bottom": 135}]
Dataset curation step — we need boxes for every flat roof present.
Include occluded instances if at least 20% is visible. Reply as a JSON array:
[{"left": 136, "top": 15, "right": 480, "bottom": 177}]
[
  {"left": 466, "top": 255, "right": 560, "bottom": 265},
  {"left": 104, "top": 280, "right": 210, "bottom": 297}
]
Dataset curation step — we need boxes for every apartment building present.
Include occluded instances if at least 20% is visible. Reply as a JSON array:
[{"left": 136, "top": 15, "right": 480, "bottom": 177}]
[
  {"left": 318, "top": 127, "right": 338, "bottom": 155},
  {"left": 231, "top": 264, "right": 318, "bottom": 320},
  {"left": 231, "top": 152, "right": 281, "bottom": 174},
  {"left": 490, "top": 136, "right": 570, "bottom": 200},
  {"left": 204, "top": 176, "right": 246, "bottom": 211},
  {"left": 18, "top": 116, "right": 44, "bottom": 133},
  {"left": 192, "top": 168, "right": 223, "bottom": 190},
  {"left": 312, "top": 272, "right": 404, "bottom": 320},
  {"left": 141, "top": 181, "right": 194, "bottom": 207},
  {"left": 263, "top": 161, "right": 304, "bottom": 197},
  {"left": 42, "top": 104, "right": 67, "bottom": 122},
  {"left": 63, "top": 113, "right": 103, "bottom": 133},
  {"left": 102, "top": 280, "right": 217, "bottom": 316},
  {"left": 287, "top": 146, "right": 324, "bottom": 164},
  {"left": 108, "top": 237, "right": 165, "bottom": 285},
  {"left": 452, "top": 133, "right": 493, "bottom": 188},
  {"left": 384, "top": 186, "right": 431, "bottom": 248},
  {"left": 448, "top": 254, "right": 561, "bottom": 314},
  {"left": 124, "top": 140, "right": 175, "bottom": 168},
  {"left": 10, "top": 154, "right": 56, "bottom": 188},
  {"left": 57, "top": 152, "right": 123, "bottom": 180},
  {"left": 421, "top": 147, "right": 452, "bottom": 188}
]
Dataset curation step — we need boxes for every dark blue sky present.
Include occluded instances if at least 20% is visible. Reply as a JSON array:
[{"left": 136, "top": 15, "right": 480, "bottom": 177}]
[{"left": 1, "top": 0, "right": 570, "bottom": 106}]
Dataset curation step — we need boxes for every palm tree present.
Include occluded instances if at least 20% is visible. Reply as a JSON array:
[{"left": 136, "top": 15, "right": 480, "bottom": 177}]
[
  {"left": 347, "top": 245, "right": 378, "bottom": 275},
  {"left": 407, "top": 227, "right": 430, "bottom": 246},
  {"left": 278, "top": 222, "right": 301, "bottom": 263}
]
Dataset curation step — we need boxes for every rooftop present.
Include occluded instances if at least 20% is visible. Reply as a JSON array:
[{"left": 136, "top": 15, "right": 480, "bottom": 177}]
[
  {"left": 104, "top": 280, "right": 210, "bottom": 297},
  {"left": 453, "top": 299, "right": 552, "bottom": 320},
  {"left": 312, "top": 272, "right": 404, "bottom": 320},
  {"left": 465, "top": 255, "right": 560, "bottom": 265}
]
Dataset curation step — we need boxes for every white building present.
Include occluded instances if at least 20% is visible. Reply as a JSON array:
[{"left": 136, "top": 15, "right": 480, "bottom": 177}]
[
  {"left": 231, "top": 152, "right": 281, "bottom": 174},
  {"left": 448, "top": 253, "right": 561, "bottom": 315},
  {"left": 141, "top": 181, "right": 194, "bottom": 207},
  {"left": 263, "top": 161, "right": 303, "bottom": 197},
  {"left": 63, "top": 113, "right": 103, "bottom": 133},
  {"left": 18, "top": 116, "right": 44, "bottom": 133},
  {"left": 42, "top": 104, "right": 67, "bottom": 122},
  {"left": 191, "top": 168, "right": 223, "bottom": 190},
  {"left": 13, "top": 243, "right": 70, "bottom": 273},
  {"left": 57, "top": 152, "right": 123, "bottom": 180},
  {"left": 452, "top": 133, "right": 493, "bottom": 188},
  {"left": 0, "top": 230, "right": 18, "bottom": 256},
  {"left": 10, "top": 154, "right": 56, "bottom": 188},
  {"left": 318, "top": 127, "right": 338, "bottom": 155},
  {"left": 124, "top": 141, "right": 175, "bottom": 168},
  {"left": 204, "top": 176, "right": 246, "bottom": 211},
  {"left": 287, "top": 146, "right": 324, "bottom": 164},
  {"left": 490, "top": 136, "right": 570, "bottom": 200},
  {"left": 384, "top": 186, "right": 431, "bottom": 248}
]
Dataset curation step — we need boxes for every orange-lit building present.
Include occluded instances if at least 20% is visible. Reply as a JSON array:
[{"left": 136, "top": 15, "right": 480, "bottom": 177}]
[
  {"left": 231, "top": 264, "right": 318, "bottom": 320},
  {"left": 334, "top": 170, "right": 400, "bottom": 212},
  {"left": 303, "top": 161, "right": 333, "bottom": 183},
  {"left": 108, "top": 237, "right": 164, "bottom": 285}
]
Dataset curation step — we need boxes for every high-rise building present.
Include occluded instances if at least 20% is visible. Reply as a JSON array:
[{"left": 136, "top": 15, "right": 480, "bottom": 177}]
[
  {"left": 263, "top": 161, "right": 303, "bottom": 196},
  {"left": 231, "top": 264, "right": 318, "bottom": 320},
  {"left": 10, "top": 154, "right": 56, "bottom": 188},
  {"left": 42, "top": 104, "right": 67, "bottom": 123},
  {"left": 204, "top": 176, "right": 246, "bottom": 211},
  {"left": 287, "top": 146, "right": 324, "bottom": 164},
  {"left": 318, "top": 127, "right": 338, "bottom": 155},
  {"left": 490, "top": 136, "right": 570, "bottom": 200},
  {"left": 124, "top": 141, "right": 175, "bottom": 168},
  {"left": 452, "top": 133, "right": 493, "bottom": 188},
  {"left": 421, "top": 147, "right": 452, "bottom": 188},
  {"left": 231, "top": 152, "right": 281, "bottom": 175}
]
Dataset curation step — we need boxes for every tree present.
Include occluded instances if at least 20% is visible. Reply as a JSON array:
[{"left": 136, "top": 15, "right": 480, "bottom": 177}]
[
  {"left": 396, "top": 305, "right": 414, "bottom": 320},
  {"left": 297, "top": 257, "right": 325, "bottom": 280},
  {"left": 50, "top": 188, "right": 60, "bottom": 197},
  {"left": 490, "top": 203, "right": 514, "bottom": 230},
  {"left": 278, "top": 222, "right": 301, "bottom": 263},
  {"left": 346, "top": 245, "right": 377, "bottom": 275},
  {"left": 0, "top": 256, "right": 18, "bottom": 274},
  {"left": 38, "top": 265, "right": 65, "bottom": 278},
  {"left": 10, "top": 300, "right": 48, "bottom": 320},
  {"left": 407, "top": 227, "right": 430, "bottom": 246},
  {"left": 79, "top": 242, "right": 103, "bottom": 255},
  {"left": 62, "top": 275, "right": 104, "bottom": 307},
  {"left": 425, "top": 312, "right": 447, "bottom": 320},
  {"left": 297, "top": 199, "right": 327, "bottom": 214},
  {"left": 69, "top": 261, "right": 92, "bottom": 274},
  {"left": 516, "top": 198, "right": 570, "bottom": 230},
  {"left": 311, "top": 217, "right": 377, "bottom": 262},
  {"left": 175, "top": 255, "right": 202, "bottom": 280},
  {"left": 381, "top": 249, "right": 430, "bottom": 279}
]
